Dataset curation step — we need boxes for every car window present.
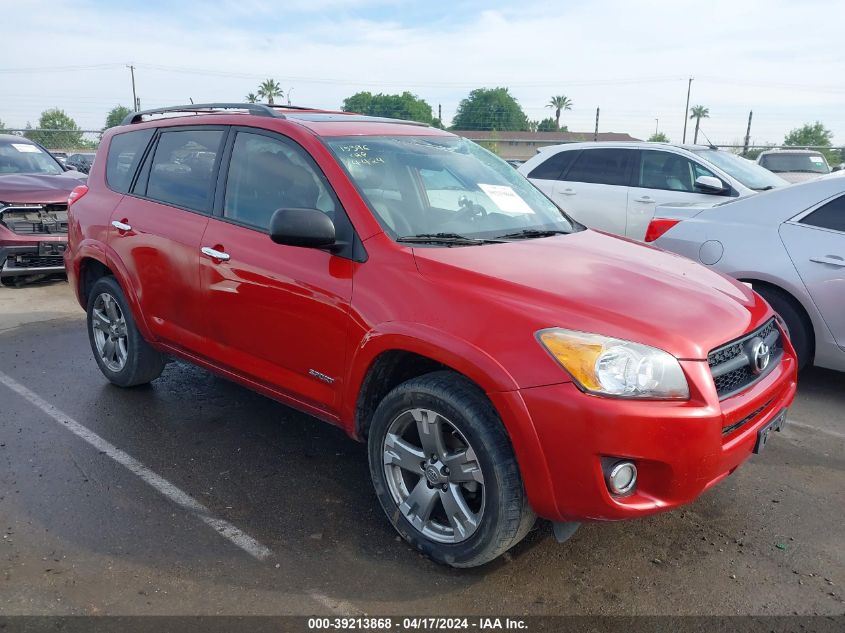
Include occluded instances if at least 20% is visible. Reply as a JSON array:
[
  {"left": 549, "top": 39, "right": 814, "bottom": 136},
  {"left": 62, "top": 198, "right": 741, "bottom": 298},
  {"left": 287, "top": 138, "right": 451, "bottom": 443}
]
[
  {"left": 145, "top": 129, "right": 224, "bottom": 213},
  {"left": 760, "top": 153, "right": 829, "bottom": 174},
  {"left": 801, "top": 194, "right": 845, "bottom": 232},
  {"left": 107, "top": 129, "right": 155, "bottom": 193},
  {"left": 223, "top": 131, "right": 338, "bottom": 231},
  {"left": 637, "top": 150, "right": 717, "bottom": 192},
  {"left": 564, "top": 148, "right": 632, "bottom": 186},
  {"left": 0, "top": 139, "right": 64, "bottom": 176},
  {"left": 692, "top": 149, "right": 786, "bottom": 191},
  {"left": 527, "top": 149, "right": 579, "bottom": 180}
]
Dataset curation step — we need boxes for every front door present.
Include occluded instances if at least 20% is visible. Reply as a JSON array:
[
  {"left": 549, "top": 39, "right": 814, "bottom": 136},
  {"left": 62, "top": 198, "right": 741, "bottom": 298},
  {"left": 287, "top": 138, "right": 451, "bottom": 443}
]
[
  {"left": 108, "top": 127, "right": 226, "bottom": 350},
  {"left": 199, "top": 129, "right": 355, "bottom": 414},
  {"left": 781, "top": 194, "right": 845, "bottom": 346}
]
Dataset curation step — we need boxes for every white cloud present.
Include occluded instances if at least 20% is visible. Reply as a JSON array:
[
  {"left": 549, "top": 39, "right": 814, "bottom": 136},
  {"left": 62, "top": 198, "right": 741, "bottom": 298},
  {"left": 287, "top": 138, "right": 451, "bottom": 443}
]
[{"left": 1, "top": 0, "right": 843, "bottom": 145}]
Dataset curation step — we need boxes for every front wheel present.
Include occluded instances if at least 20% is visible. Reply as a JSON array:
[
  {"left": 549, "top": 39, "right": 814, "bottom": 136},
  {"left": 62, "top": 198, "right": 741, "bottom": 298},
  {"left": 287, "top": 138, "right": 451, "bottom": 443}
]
[
  {"left": 368, "top": 371, "right": 534, "bottom": 568},
  {"left": 86, "top": 276, "right": 165, "bottom": 387}
]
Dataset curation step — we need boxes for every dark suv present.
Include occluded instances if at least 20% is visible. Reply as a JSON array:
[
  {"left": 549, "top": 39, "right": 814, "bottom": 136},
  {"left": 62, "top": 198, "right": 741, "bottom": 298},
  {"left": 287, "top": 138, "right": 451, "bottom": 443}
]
[
  {"left": 0, "top": 135, "right": 86, "bottom": 284},
  {"left": 65, "top": 103, "right": 796, "bottom": 567}
]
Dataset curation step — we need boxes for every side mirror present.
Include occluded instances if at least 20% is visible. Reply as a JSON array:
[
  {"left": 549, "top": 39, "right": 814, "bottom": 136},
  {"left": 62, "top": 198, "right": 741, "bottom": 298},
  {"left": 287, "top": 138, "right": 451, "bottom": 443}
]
[
  {"left": 832, "top": 165, "right": 842, "bottom": 172},
  {"left": 269, "top": 208, "right": 336, "bottom": 249},
  {"left": 695, "top": 175, "right": 727, "bottom": 193}
]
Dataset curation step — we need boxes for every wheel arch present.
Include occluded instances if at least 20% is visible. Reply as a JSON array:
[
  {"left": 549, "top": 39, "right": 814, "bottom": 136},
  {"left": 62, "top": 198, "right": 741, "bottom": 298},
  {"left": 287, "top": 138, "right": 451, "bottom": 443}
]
[{"left": 737, "top": 276, "right": 817, "bottom": 358}]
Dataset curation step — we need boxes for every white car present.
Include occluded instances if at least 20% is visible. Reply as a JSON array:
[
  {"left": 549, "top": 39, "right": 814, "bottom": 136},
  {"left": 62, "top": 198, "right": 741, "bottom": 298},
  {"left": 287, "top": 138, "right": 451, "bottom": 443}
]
[
  {"left": 756, "top": 149, "right": 831, "bottom": 183},
  {"left": 518, "top": 142, "right": 788, "bottom": 240}
]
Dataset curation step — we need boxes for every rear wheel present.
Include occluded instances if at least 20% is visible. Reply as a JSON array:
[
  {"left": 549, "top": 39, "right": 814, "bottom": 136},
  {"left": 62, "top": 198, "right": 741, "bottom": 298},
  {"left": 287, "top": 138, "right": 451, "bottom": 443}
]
[
  {"left": 86, "top": 276, "right": 165, "bottom": 387},
  {"left": 368, "top": 371, "right": 534, "bottom": 568},
  {"left": 755, "top": 285, "right": 813, "bottom": 370}
]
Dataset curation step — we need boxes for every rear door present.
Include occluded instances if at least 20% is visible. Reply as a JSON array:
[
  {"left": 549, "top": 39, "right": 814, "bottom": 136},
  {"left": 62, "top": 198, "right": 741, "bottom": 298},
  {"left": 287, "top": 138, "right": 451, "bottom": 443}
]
[
  {"left": 552, "top": 147, "right": 634, "bottom": 235},
  {"left": 108, "top": 126, "right": 226, "bottom": 351},
  {"left": 627, "top": 149, "right": 728, "bottom": 240},
  {"left": 780, "top": 194, "right": 845, "bottom": 346},
  {"left": 198, "top": 128, "right": 355, "bottom": 414}
]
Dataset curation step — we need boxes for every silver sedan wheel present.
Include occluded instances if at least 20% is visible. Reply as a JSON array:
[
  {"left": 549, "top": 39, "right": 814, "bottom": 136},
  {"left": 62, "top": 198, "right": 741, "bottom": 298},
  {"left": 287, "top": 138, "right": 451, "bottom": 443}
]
[
  {"left": 382, "top": 408, "right": 485, "bottom": 544},
  {"left": 91, "top": 292, "right": 129, "bottom": 372}
]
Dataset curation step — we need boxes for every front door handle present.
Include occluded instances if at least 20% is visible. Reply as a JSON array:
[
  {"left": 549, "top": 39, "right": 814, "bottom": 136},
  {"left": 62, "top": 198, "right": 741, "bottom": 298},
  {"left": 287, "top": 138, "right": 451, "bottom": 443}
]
[
  {"left": 633, "top": 196, "right": 653, "bottom": 203},
  {"left": 810, "top": 255, "right": 845, "bottom": 267},
  {"left": 201, "top": 246, "right": 230, "bottom": 262},
  {"left": 111, "top": 220, "right": 131, "bottom": 231}
]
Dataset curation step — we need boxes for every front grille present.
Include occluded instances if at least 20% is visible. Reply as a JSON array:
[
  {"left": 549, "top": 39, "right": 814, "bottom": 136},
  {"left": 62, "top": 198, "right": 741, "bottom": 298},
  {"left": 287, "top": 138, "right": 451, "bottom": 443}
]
[
  {"left": 722, "top": 399, "right": 773, "bottom": 436},
  {"left": 5, "top": 254, "right": 65, "bottom": 269},
  {"left": 708, "top": 319, "right": 781, "bottom": 400},
  {"left": 0, "top": 204, "right": 69, "bottom": 235}
]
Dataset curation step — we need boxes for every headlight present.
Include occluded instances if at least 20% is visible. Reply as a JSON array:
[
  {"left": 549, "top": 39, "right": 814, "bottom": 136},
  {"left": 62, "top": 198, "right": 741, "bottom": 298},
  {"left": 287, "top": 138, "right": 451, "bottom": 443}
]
[{"left": 537, "top": 328, "right": 689, "bottom": 400}]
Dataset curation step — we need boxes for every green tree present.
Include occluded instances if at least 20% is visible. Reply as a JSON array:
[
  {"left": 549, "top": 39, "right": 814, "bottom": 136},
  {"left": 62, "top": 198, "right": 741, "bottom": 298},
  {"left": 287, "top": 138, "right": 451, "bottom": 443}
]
[
  {"left": 341, "top": 91, "right": 434, "bottom": 124},
  {"left": 245, "top": 92, "right": 259, "bottom": 104},
  {"left": 24, "top": 108, "right": 85, "bottom": 149},
  {"left": 784, "top": 121, "right": 837, "bottom": 163},
  {"left": 257, "top": 79, "right": 283, "bottom": 105},
  {"left": 103, "top": 105, "right": 132, "bottom": 132},
  {"left": 648, "top": 131, "right": 670, "bottom": 142},
  {"left": 451, "top": 87, "right": 529, "bottom": 131},
  {"left": 537, "top": 117, "right": 560, "bottom": 132},
  {"left": 546, "top": 95, "right": 572, "bottom": 129},
  {"left": 689, "top": 105, "right": 709, "bottom": 144}
]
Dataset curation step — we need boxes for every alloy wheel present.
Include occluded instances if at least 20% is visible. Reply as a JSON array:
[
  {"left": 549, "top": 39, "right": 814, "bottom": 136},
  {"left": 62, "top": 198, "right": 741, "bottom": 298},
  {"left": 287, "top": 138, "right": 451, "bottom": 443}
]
[{"left": 91, "top": 292, "right": 129, "bottom": 372}]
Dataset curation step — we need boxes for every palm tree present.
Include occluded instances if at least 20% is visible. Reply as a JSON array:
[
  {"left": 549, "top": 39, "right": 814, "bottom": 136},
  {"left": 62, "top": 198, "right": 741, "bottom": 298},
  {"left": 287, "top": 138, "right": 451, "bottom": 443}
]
[
  {"left": 546, "top": 95, "right": 573, "bottom": 130},
  {"left": 257, "top": 79, "right": 283, "bottom": 106},
  {"left": 689, "top": 105, "right": 710, "bottom": 144},
  {"left": 245, "top": 93, "right": 258, "bottom": 104}
]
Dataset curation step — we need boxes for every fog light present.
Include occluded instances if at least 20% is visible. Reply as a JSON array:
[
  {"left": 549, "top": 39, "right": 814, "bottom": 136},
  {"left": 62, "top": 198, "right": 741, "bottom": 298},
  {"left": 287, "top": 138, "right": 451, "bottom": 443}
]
[{"left": 606, "top": 461, "right": 637, "bottom": 495}]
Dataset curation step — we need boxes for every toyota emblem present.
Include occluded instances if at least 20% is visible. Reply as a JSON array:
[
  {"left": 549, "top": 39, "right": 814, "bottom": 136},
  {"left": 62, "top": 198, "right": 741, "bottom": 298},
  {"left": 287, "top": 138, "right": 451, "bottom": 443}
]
[{"left": 750, "top": 338, "right": 771, "bottom": 374}]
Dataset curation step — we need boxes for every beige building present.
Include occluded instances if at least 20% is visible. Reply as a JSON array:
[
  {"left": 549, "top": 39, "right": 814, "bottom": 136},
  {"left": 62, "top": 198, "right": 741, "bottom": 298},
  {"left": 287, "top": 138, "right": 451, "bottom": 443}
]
[{"left": 454, "top": 130, "right": 641, "bottom": 160}]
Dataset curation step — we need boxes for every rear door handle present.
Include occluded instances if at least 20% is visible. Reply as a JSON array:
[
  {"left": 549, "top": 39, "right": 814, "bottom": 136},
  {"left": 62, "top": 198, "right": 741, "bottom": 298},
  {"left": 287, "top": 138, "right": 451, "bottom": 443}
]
[
  {"left": 810, "top": 255, "right": 845, "bottom": 267},
  {"left": 111, "top": 220, "right": 131, "bottom": 231},
  {"left": 633, "top": 196, "right": 653, "bottom": 203},
  {"left": 559, "top": 188, "right": 576, "bottom": 196},
  {"left": 201, "top": 246, "right": 230, "bottom": 262}
]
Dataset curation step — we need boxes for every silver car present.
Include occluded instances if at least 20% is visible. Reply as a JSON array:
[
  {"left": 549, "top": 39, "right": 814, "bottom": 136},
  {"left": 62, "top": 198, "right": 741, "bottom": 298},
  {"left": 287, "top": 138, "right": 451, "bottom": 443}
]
[
  {"left": 648, "top": 177, "right": 845, "bottom": 371},
  {"left": 757, "top": 149, "right": 831, "bottom": 183}
]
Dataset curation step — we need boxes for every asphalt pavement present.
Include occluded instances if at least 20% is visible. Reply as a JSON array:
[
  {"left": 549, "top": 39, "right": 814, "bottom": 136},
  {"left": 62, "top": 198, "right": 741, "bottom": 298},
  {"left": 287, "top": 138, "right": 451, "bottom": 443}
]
[{"left": 0, "top": 281, "right": 843, "bottom": 616}]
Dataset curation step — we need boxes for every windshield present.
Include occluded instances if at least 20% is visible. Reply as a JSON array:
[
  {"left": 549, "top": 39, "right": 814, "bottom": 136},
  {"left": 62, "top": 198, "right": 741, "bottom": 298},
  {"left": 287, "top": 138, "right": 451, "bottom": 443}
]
[
  {"left": 691, "top": 149, "right": 787, "bottom": 191},
  {"left": 0, "top": 140, "right": 64, "bottom": 176},
  {"left": 759, "top": 153, "right": 829, "bottom": 174},
  {"left": 326, "top": 135, "right": 576, "bottom": 242}
]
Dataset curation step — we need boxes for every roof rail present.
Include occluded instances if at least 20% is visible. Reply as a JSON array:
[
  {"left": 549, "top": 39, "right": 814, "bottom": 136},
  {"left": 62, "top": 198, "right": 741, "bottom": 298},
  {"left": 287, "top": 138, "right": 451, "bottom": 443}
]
[{"left": 121, "top": 102, "right": 284, "bottom": 125}]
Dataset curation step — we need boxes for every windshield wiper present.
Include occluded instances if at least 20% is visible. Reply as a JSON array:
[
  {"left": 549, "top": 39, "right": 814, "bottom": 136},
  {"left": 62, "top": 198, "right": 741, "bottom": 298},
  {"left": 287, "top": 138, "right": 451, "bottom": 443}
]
[
  {"left": 494, "top": 229, "right": 570, "bottom": 240},
  {"left": 396, "top": 232, "right": 505, "bottom": 246}
]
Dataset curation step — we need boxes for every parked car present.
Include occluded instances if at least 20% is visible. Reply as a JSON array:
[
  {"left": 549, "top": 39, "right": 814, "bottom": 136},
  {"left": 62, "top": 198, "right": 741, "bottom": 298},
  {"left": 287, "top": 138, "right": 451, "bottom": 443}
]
[
  {"left": 647, "top": 177, "right": 845, "bottom": 372},
  {"left": 50, "top": 151, "right": 68, "bottom": 165},
  {"left": 0, "top": 135, "right": 86, "bottom": 285},
  {"left": 518, "top": 142, "right": 788, "bottom": 240},
  {"left": 756, "top": 149, "right": 831, "bottom": 183},
  {"left": 65, "top": 152, "right": 96, "bottom": 174},
  {"left": 66, "top": 103, "right": 797, "bottom": 567}
]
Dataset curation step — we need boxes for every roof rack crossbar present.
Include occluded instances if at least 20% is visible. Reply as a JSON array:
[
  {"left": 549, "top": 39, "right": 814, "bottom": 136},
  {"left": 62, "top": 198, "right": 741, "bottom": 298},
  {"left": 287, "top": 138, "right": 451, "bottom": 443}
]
[{"left": 121, "top": 102, "right": 284, "bottom": 125}]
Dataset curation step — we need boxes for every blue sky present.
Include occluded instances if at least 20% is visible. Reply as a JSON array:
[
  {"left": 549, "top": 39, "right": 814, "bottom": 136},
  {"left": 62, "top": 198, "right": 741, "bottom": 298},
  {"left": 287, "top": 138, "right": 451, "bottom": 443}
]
[{"left": 2, "top": 0, "right": 844, "bottom": 145}]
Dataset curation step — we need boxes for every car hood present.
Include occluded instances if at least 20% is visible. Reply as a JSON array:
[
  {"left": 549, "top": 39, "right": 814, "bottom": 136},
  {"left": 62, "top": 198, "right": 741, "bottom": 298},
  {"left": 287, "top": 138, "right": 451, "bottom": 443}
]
[
  {"left": 412, "top": 230, "right": 768, "bottom": 360},
  {"left": 776, "top": 172, "right": 826, "bottom": 184},
  {"left": 0, "top": 172, "right": 86, "bottom": 205}
]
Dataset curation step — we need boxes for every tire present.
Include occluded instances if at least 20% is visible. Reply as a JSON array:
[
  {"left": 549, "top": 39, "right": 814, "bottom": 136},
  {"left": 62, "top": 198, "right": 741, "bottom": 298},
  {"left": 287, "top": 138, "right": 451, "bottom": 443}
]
[
  {"left": 368, "top": 370, "right": 535, "bottom": 568},
  {"left": 86, "top": 276, "right": 165, "bottom": 387},
  {"left": 755, "top": 285, "right": 813, "bottom": 371}
]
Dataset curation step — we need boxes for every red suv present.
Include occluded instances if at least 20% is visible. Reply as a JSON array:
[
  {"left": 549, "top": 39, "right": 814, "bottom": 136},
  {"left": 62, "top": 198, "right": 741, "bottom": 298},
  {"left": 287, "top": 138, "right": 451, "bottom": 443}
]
[
  {"left": 65, "top": 103, "right": 797, "bottom": 567},
  {"left": 1, "top": 135, "right": 86, "bottom": 285}
]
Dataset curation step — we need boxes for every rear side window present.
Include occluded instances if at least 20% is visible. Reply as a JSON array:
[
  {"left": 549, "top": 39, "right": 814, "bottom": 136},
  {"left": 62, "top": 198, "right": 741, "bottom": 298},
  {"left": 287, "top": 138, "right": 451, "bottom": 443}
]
[
  {"left": 528, "top": 150, "right": 578, "bottom": 180},
  {"left": 801, "top": 195, "right": 845, "bottom": 232},
  {"left": 145, "top": 130, "right": 224, "bottom": 213},
  {"left": 565, "top": 148, "right": 633, "bottom": 186},
  {"left": 106, "top": 129, "right": 154, "bottom": 193}
]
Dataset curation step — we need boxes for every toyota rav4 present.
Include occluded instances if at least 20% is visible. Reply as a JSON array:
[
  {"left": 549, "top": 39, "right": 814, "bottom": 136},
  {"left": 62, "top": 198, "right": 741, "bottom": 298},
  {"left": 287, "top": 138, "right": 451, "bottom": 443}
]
[{"left": 65, "top": 104, "right": 797, "bottom": 567}]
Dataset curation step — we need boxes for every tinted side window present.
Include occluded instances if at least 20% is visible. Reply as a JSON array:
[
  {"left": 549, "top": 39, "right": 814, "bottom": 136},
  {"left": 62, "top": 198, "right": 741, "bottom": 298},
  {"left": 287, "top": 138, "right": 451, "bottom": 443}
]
[
  {"left": 146, "top": 130, "right": 224, "bottom": 213},
  {"left": 223, "top": 132, "right": 339, "bottom": 232},
  {"left": 528, "top": 150, "right": 578, "bottom": 180},
  {"left": 801, "top": 195, "right": 845, "bottom": 232},
  {"left": 565, "top": 149, "right": 632, "bottom": 186},
  {"left": 105, "top": 129, "right": 154, "bottom": 193},
  {"left": 637, "top": 150, "right": 716, "bottom": 192}
]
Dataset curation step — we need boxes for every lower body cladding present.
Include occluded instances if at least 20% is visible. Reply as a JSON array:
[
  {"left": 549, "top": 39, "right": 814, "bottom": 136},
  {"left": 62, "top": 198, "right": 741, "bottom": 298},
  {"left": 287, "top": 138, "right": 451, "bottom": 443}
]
[
  {"left": 490, "top": 351, "right": 798, "bottom": 527},
  {"left": 0, "top": 241, "right": 68, "bottom": 279}
]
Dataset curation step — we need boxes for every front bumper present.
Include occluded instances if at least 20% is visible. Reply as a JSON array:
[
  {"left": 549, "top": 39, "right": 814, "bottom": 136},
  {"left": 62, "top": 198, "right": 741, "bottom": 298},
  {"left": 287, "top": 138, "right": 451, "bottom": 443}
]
[
  {"left": 500, "top": 341, "right": 798, "bottom": 523},
  {"left": 0, "top": 241, "right": 68, "bottom": 277}
]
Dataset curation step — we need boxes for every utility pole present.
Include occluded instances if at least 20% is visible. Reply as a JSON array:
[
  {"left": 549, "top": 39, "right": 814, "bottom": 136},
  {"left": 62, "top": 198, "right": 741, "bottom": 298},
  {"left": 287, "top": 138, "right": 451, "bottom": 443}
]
[
  {"left": 655, "top": 118, "right": 659, "bottom": 135},
  {"left": 682, "top": 77, "right": 693, "bottom": 143},
  {"left": 438, "top": 103, "right": 442, "bottom": 123},
  {"left": 127, "top": 64, "right": 138, "bottom": 112},
  {"left": 287, "top": 88, "right": 294, "bottom": 106},
  {"left": 743, "top": 110, "right": 753, "bottom": 156},
  {"left": 594, "top": 107, "right": 600, "bottom": 141}
]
